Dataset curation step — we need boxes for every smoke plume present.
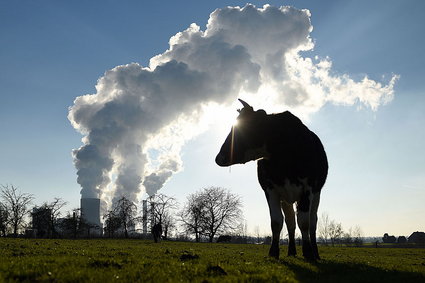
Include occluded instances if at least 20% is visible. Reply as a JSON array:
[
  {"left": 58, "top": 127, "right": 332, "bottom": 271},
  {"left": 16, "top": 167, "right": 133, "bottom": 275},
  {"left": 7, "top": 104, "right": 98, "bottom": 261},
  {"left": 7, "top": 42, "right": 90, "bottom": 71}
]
[{"left": 68, "top": 4, "right": 397, "bottom": 205}]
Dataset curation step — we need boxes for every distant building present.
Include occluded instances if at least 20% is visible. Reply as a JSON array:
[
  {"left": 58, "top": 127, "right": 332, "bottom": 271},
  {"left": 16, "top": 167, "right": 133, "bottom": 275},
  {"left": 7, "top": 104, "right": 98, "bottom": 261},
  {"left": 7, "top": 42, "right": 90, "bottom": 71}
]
[
  {"left": 408, "top": 231, "right": 425, "bottom": 244},
  {"left": 80, "top": 198, "right": 102, "bottom": 236},
  {"left": 382, "top": 233, "right": 396, "bottom": 243}
]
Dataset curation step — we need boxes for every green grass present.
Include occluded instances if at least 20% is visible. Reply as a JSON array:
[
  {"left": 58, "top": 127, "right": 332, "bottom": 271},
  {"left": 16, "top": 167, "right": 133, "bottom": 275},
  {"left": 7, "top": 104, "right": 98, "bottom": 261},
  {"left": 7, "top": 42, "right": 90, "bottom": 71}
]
[{"left": 1, "top": 238, "right": 424, "bottom": 282}]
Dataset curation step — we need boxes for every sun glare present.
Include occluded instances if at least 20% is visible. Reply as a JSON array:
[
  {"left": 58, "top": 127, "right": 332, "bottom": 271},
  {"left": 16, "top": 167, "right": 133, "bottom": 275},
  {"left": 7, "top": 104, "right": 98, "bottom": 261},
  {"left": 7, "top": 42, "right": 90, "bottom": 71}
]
[{"left": 203, "top": 103, "right": 239, "bottom": 135}]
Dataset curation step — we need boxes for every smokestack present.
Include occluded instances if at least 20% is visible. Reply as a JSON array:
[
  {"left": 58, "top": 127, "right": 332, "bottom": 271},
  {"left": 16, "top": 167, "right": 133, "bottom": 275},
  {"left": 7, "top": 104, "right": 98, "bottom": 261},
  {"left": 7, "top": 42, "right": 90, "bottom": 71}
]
[
  {"left": 80, "top": 198, "right": 101, "bottom": 230},
  {"left": 150, "top": 202, "right": 155, "bottom": 228},
  {"left": 142, "top": 200, "right": 148, "bottom": 234}
]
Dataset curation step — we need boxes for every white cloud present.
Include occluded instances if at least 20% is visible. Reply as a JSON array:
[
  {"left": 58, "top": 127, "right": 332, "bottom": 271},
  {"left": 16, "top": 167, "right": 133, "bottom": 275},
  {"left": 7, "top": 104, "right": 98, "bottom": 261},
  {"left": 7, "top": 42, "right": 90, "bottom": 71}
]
[{"left": 68, "top": 4, "right": 398, "bottom": 206}]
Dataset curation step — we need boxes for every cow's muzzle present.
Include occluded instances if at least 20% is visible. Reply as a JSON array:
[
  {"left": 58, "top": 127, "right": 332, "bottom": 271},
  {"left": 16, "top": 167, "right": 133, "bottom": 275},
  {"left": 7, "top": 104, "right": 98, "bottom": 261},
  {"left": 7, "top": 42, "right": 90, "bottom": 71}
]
[{"left": 215, "top": 153, "right": 229, "bottom": 167}]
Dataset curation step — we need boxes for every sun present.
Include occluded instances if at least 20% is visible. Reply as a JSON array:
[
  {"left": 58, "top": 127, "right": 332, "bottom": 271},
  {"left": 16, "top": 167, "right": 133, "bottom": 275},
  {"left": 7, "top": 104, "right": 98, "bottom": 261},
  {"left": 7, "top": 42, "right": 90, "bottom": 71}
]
[{"left": 202, "top": 103, "right": 239, "bottom": 135}]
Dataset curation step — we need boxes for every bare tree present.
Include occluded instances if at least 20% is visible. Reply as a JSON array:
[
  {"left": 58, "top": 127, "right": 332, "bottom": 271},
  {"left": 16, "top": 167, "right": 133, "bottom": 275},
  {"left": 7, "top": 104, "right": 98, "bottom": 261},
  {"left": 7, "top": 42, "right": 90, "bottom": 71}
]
[
  {"left": 343, "top": 227, "right": 353, "bottom": 246},
  {"left": 352, "top": 225, "right": 363, "bottom": 246},
  {"left": 148, "top": 194, "right": 178, "bottom": 224},
  {"left": 59, "top": 209, "right": 82, "bottom": 238},
  {"left": 342, "top": 225, "right": 364, "bottom": 246},
  {"left": 254, "top": 225, "right": 261, "bottom": 244},
  {"left": 237, "top": 220, "right": 248, "bottom": 239},
  {"left": 147, "top": 193, "right": 177, "bottom": 239},
  {"left": 329, "top": 221, "right": 344, "bottom": 246},
  {"left": 181, "top": 187, "right": 243, "bottom": 242},
  {"left": 179, "top": 192, "right": 206, "bottom": 242},
  {"left": 161, "top": 210, "right": 176, "bottom": 240},
  {"left": 113, "top": 196, "right": 139, "bottom": 238},
  {"left": 0, "top": 202, "right": 9, "bottom": 236},
  {"left": 33, "top": 198, "right": 67, "bottom": 237},
  {"left": 202, "top": 187, "right": 243, "bottom": 242},
  {"left": 47, "top": 198, "right": 67, "bottom": 223},
  {"left": 59, "top": 208, "right": 96, "bottom": 238},
  {"left": 31, "top": 205, "right": 52, "bottom": 238},
  {"left": 317, "top": 212, "right": 331, "bottom": 245},
  {"left": 1, "top": 185, "right": 34, "bottom": 237},
  {"left": 103, "top": 210, "right": 122, "bottom": 238}
]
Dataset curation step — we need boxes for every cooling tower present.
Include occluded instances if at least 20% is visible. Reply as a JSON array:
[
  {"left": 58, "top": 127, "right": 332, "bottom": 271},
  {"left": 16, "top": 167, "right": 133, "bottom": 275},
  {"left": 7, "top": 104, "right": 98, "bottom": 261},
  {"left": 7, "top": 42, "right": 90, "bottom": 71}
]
[{"left": 80, "top": 198, "right": 101, "bottom": 227}]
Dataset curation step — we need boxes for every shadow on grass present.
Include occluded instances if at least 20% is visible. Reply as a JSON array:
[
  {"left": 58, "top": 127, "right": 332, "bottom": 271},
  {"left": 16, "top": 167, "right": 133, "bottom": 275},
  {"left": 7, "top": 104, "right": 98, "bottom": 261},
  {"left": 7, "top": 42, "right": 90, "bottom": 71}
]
[{"left": 281, "top": 258, "right": 424, "bottom": 283}]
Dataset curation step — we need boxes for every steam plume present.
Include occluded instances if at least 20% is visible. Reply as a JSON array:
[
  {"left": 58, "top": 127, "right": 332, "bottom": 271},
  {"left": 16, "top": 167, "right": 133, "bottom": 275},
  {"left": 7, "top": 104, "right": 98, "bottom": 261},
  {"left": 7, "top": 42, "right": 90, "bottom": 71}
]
[{"left": 68, "top": 4, "right": 397, "bottom": 205}]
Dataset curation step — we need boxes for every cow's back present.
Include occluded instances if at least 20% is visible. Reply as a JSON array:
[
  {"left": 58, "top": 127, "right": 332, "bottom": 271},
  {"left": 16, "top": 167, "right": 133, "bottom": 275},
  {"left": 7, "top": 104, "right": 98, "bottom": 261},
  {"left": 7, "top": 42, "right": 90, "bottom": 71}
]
[{"left": 260, "top": 111, "right": 328, "bottom": 193}]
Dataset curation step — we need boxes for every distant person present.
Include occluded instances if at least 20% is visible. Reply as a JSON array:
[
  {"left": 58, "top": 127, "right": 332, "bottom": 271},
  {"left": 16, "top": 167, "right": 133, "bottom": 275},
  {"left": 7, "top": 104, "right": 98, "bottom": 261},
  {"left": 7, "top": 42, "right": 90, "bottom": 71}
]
[{"left": 152, "top": 223, "right": 162, "bottom": 243}]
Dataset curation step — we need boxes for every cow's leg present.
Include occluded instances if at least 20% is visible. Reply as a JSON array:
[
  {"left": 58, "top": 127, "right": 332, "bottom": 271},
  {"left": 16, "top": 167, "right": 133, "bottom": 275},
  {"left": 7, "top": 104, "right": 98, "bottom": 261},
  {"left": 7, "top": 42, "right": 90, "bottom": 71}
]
[
  {"left": 265, "top": 189, "right": 283, "bottom": 259},
  {"left": 310, "top": 192, "right": 321, "bottom": 260},
  {"left": 282, "top": 201, "right": 296, "bottom": 256},
  {"left": 297, "top": 189, "right": 314, "bottom": 261}
]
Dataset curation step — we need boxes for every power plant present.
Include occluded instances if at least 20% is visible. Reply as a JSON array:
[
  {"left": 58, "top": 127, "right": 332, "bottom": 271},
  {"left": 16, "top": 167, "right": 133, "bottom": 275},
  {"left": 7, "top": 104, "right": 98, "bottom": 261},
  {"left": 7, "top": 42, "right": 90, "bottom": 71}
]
[
  {"left": 80, "top": 198, "right": 102, "bottom": 234},
  {"left": 79, "top": 197, "right": 155, "bottom": 236}
]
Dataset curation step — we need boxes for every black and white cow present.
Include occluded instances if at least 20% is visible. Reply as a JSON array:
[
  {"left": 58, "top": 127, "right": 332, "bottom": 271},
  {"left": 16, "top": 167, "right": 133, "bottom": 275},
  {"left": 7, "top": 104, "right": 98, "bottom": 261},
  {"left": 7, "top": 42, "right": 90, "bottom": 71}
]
[{"left": 215, "top": 99, "right": 328, "bottom": 261}]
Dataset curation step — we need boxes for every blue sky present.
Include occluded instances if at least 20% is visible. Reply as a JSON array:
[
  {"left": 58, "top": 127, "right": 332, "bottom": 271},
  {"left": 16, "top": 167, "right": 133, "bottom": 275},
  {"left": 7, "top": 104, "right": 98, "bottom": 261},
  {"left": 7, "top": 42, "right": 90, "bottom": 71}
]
[{"left": 1, "top": 0, "right": 424, "bottom": 237}]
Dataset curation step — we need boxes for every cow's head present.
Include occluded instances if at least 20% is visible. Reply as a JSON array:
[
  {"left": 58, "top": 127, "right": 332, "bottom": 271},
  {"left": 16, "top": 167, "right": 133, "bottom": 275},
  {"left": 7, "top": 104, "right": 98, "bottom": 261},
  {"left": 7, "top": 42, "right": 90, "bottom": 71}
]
[{"left": 215, "top": 99, "right": 268, "bottom": 167}]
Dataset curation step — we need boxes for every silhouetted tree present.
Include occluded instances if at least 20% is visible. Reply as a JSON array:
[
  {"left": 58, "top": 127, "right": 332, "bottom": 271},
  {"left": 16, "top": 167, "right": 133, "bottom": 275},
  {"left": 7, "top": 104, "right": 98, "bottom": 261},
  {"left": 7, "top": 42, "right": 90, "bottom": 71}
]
[
  {"left": 113, "top": 196, "right": 139, "bottom": 238},
  {"left": 329, "top": 221, "right": 344, "bottom": 246},
  {"left": 32, "top": 198, "right": 67, "bottom": 238},
  {"left": 69, "top": 209, "right": 100, "bottom": 238},
  {"left": 147, "top": 194, "right": 177, "bottom": 239},
  {"left": 317, "top": 212, "right": 331, "bottom": 244},
  {"left": 31, "top": 206, "right": 52, "bottom": 238},
  {"left": 0, "top": 202, "right": 9, "bottom": 236},
  {"left": 233, "top": 220, "right": 248, "bottom": 243},
  {"left": 181, "top": 187, "right": 243, "bottom": 243},
  {"left": 103, "top": 210, "right": 122, "bottom": 237},
  {"left": 254, "top": 225, "right": 261, "bottom": 244},
  {"left": 162, "top": 210, "right": 176, "bottom": 240},
  {"left": 397, "top": 236, "right": 407, "bottom": 244},
  {"left": 59, "top": 209, "right": 83, "bottom": 238},
  {"left": 382, "top": 233, "right": 397, "bottom": 243},
  {"left": 179, "top": 192, "right": 206, "bottom": 242},
  {"left": 343, "top": 230, "right": 353, "bottom": 246},
  {"left": 46, "top": 198, "right": 67, "bottom": 236},
  {"left": 352, "top": 225, "right": 363, "bottom": 246},
  {"left": 1, "top": 184, "right": 34, "bottom": 237}
]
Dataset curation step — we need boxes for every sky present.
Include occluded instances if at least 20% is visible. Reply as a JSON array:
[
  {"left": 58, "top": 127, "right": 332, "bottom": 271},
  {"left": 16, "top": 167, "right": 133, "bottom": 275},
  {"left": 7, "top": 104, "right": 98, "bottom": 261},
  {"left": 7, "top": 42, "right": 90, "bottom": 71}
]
[{"left": 1, "top": 0, "right": 424, "bottom": 237}]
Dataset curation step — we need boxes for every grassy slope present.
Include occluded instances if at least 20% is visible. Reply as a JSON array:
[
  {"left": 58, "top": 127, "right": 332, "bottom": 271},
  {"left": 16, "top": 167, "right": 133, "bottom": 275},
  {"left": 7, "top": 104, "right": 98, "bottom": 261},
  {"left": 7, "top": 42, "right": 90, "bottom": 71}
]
[{"left": 1, "top": 238, "right": 424, "bottom": 282}]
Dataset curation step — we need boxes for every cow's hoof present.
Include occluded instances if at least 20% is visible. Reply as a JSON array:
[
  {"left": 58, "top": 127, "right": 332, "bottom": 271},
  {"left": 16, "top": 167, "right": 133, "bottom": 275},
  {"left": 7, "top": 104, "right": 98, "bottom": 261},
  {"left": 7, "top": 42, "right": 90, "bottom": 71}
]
[
  {"left": 288, "top": 244, "right": 296, "bottom": 257},
  {"left": 302, "top": 249, "right": 316, "bottom": 262},
  {"left": 268, "top": 249, "right": 280, "bottom": 259},
  {"left": 302, "top": 242, "right": 315, "bottom": 261}
]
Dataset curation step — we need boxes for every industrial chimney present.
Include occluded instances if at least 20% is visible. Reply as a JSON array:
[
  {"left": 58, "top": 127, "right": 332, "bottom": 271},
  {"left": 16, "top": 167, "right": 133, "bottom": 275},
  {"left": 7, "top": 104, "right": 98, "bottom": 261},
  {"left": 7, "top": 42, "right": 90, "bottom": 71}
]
[
  {"left": 142, "top": 200, "right": 148, "bottom": 234},
  {"left": 80, "top": 198, "right": 102, "bottom": 235}
]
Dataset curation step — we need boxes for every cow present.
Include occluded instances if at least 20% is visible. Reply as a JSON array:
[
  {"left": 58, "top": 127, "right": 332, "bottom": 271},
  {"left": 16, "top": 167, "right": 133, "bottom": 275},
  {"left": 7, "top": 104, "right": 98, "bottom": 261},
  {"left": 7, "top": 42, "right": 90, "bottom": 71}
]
[{"left": 215, "top": 99, "right": 328, "bottom": 261}]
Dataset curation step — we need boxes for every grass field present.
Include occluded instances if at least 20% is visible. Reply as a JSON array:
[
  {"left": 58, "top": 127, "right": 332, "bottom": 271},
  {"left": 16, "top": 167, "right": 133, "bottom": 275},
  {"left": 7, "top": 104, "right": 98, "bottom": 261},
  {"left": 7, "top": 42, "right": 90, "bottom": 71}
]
[{"left": 1, "top": 238, "right": 424, "bottom": 282}]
